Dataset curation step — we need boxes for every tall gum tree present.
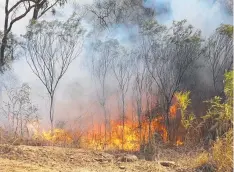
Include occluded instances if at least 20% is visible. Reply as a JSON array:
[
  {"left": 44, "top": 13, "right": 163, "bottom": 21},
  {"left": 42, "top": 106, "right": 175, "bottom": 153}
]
[
  {"left": 24, "top": 15, "right": 84, "bottom": 131},
  {"left": 142, "top": 20, "right": 203, "bottom": 142}
]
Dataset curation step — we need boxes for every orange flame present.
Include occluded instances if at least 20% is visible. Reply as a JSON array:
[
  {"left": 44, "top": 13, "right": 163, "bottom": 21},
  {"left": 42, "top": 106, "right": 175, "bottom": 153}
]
[
  {"left": 31, "top": 95, "right": 189, "bottom": 150},
  {"left": 170, "top": 104, "right": 177, "bottom": 118},
  {"left": 33, "top": 116, "right": 168, "bottom": 151},
  {"left": 176, "top": 136, "right": 184, "bottom": 146}
]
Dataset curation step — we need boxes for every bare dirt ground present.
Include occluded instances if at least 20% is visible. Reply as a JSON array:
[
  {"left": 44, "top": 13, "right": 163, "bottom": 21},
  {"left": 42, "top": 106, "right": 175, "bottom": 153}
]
[{"left": 0, "top": 144, "right": 199, "bottom": 172}]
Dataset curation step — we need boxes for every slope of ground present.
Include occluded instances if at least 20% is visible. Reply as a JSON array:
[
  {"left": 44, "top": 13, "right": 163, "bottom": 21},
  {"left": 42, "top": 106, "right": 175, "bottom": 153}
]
[{"left": 0, "top": 144, "right": 200, "bottom": 172}]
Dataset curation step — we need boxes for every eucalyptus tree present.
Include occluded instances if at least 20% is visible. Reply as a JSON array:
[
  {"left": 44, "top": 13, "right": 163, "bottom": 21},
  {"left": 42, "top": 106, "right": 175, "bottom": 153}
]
[
  {"left": 132, "top": 55, "right": 146, "bottom": 145},
  {"left": 24, "top": 15, "right": 84, "bottom": 131},
  {"left": 204, "top": 24, "right": 233, "bottom": 94},
  {"left": 1, "top": 83, "right": 38, "bottom": 137},
  {"left": 142, "top": 20, "right": 203, "bottom": 141},
  {"left": 86, "top": 0, "right": 155, "bottom": 30},
  {"left": 112, "top": 45, "right": 132, "bottom": 149},
  {"left": 32, "top": 0, "right": 67, "bottom": 20},
  {"left": 90, "top": 39, "right": 116, "bottom": 147},
  {"left": 0, "top": 0, "right": 67, "bottom": 70}
]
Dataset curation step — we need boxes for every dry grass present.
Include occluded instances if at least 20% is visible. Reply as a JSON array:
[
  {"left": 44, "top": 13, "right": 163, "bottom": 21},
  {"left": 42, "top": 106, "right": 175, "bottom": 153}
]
[
  {"left": 211, "top": 130, "right": 233, "bottom": 172},
  {"left": 193, "top": 152, "right": 210, "bottom": 168},
  {"left": 0, "top": 158, "right": 58, "bottom": 172},
  {"left": 0, "top": 136, "right": 233, "bottom": 172},
  {"left": 0, "top": 144, "right": 174, "bottom": 172},
  {"left": 190, "top": 129, "right": 233, "bottom": 172}
]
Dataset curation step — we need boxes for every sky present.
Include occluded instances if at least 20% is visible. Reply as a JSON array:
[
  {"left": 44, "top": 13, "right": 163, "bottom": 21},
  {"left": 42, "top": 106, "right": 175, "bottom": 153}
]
[{"left": 0, "top": 0, "right": 232, "bottom": 128}]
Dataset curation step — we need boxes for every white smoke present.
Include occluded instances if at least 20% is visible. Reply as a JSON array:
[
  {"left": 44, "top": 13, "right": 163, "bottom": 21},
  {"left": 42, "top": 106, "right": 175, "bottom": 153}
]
[{"left": 144, "top": 0, "right": 232, "bottom": 36}]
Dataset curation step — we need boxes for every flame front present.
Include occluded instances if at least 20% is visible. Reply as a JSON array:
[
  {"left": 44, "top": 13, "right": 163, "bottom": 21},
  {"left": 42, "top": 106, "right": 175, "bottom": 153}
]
[
  {"left": 80, "top": 117, "right": 167, "bottom": 151},
  {"left": 32, "top": 97, "right": 186, "bottom": 150},
  {"left": 33, "top": 116, "right": 168, "bottom": 151},
  {"left": 33, "top": 128, "right": 73, "bottom": 145}
]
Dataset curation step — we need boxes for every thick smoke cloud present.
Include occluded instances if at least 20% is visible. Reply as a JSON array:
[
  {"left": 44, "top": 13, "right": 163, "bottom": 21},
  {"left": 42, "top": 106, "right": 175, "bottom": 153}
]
[{"left": 144, "top": 0, "right": 232, "bottom": 35}]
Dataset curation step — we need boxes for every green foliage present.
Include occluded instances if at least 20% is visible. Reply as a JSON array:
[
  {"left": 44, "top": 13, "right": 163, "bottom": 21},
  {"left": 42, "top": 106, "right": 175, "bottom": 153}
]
[
  {"left": 188, "top": 35, "right": 202, "bottom": 43},
  {"left": 175, "top": 91, "right": 195, "bottom": 129},
  {"left": 26, "top": 13, "right": 84, "bottom": 41},
  {"left": 224, "top": 70, "right": 233, "bottom": 105},
  {"left": 29, "top": 19, "right": 37, "bottom": 25},
  {"left": 207, "top": 70, "right": 233, "bottom": 170},
  {"left": 194, "top": 70, "right": 233, "bottom": 170},
  {"left": 203, "top": 96, "right": 232, "bottom": 122},
  {"left": 170, "top": 20, "right": 202, "bottom": 45},
  {"left": 203, "top": 70, "right": 233, "bottom": 123},
  {"left": 217, "top": 24, "right": 233, "bottom": 38},
  {"left": 141, "top": 20, "right": 166, "bottom": 37}
]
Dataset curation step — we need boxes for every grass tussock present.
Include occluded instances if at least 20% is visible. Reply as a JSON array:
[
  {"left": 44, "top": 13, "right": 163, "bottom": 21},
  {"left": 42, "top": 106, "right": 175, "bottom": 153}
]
[
  {"left": 193, "top": 152, "right": 210, "bottom": 168},
  {"left": 193, "top": 129, "right": 233, "bottom": 172},
  {"left": 211, "top": 129, "right": 233, "bottom": 172}
]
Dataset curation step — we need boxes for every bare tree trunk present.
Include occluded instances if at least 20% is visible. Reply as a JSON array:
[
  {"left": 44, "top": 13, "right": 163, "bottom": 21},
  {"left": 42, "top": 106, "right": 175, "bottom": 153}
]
[
  {"left": 20, "top": 113, "right": 23, "bottom": 137},
  {"left": 92, "top": 113, "right": 94, "bottom": 144},
  {"left": 14, "top": 114, "right": 19, "bottom": 138},
  {"left": 49, "top": 95, "right": 54, "bottom": 132},
  {"left": 0, "top": 0, "right": 9, "bottom": 67},
  {"left": 0, "top": 36, "right": 7, "bottom": 67},
  {"left": 108, "top": 111, "right": 112, "bottom": 144},
  {"left": 148, "top": 117, "right": 152, "bottom": 144},
  {"left": 32, "top": 4, "right": 40, "bottom": 20},
  {"left": 121, "top": 92, "right": 125, "bottom": 150},
  {"left": 139, "top": 121, "right": 142, "bottom": 145},
  {"left": 10, "top": 114, "right": 14, "bottom": 132},
  {"left": 137, "top": 99, "right": 142, "bottom": 146},
  {"left": 148, "top": 97, "right": 152, "bottom": 145},
  {"left": 165, "top": 104, "right": 170, "bottom": 142},
  {"left": 99, "top": 124, "right": 101, "bottom": 149},
  {"left": 103, "top": 106, "right": 107, "bottom": 149}
]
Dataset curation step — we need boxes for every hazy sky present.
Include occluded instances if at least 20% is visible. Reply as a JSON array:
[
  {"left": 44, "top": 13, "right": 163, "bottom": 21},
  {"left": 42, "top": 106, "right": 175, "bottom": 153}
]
[
  {"left": 0, "top": 0, "right": 94, "bottom": 127},
  {"left": 0, "top": 0, "right": 232, "bottom": 128}
]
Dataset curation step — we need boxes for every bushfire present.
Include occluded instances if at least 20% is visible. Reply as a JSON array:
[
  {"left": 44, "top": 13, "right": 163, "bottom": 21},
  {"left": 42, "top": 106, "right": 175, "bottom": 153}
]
[
  {"left": 32, "top": 97, "right": 184, "bottom": 151},
  {"left": 81, "top": 116, "right": 168, "bottom": 151},
  {"left": 33, "top": 117, "right": 168, "bottom": 151}
]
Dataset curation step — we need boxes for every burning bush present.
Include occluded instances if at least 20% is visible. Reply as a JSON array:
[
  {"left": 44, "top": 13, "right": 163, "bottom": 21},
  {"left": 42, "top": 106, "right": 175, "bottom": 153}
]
[
  {"left": 81, "top": 121, "right": 142, "bottom": 151},
  {"left": 77, "top": 116, "right": 168, "bottom": 151},
  {"left": 109, "top": 121, "right": 139, "bottom": 151},
  {"left": 33, "top": 128, "right": 73, "bottom": 146},
  {"left": 26, "top": 71, "right": 232, "bottom": 156}
]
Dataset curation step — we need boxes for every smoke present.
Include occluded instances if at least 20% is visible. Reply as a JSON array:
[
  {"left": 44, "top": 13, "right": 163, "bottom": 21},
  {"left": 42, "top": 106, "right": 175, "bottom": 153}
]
[
  {"left": 143, "top": 0, "right": 232, "bottom": 36},
  {"left": 142, "top": 0, "right": 233, "bottom": 117},
  {"left": 0, "top": 0, "right": 232, "bottom": 129}
]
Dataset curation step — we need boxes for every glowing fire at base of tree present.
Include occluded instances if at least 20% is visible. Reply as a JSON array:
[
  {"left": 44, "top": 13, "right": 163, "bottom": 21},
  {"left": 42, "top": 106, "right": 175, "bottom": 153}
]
[{"left": 175, "top": 136, "right": 184, "bottom": 146}]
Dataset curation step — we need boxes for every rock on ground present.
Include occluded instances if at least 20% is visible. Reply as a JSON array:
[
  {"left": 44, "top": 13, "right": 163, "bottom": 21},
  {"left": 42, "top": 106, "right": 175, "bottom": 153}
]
[{"left": 118, "top": 154, "right": 138, "bottom": 162}]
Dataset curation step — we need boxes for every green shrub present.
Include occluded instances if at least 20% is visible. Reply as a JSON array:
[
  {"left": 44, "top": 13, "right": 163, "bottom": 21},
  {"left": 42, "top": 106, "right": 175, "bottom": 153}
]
[{"left": 175, "top": 91, "right": 195, "bottom": 129}]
